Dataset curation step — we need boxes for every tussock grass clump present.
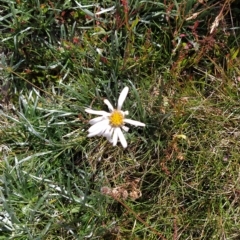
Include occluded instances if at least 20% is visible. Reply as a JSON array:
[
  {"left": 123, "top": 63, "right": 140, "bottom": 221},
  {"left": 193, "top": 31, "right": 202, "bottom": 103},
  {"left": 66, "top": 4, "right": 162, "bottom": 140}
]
[{"left": 1, "top": 0, "right": 240, "bottom": 239}]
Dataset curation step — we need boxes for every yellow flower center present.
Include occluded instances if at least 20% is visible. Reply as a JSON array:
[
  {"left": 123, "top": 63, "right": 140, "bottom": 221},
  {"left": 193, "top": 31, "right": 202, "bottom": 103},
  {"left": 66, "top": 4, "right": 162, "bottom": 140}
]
[{"left": 109, "top": 110, "right": 124, "bottom": 127}]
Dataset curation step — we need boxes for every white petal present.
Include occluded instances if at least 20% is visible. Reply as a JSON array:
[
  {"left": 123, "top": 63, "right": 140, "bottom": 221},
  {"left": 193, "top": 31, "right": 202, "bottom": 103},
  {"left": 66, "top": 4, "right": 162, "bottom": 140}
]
[
  {"left": 124, "top": 118, "right": 145, "bottom": 127},
  {"left": 121, "top": 125, "right": 129, "bottom": 132},
  {"left": 88, "top": 120, "right": 109, "bottom": 133},
  {"left": 89, "top": 116, "right": 105, "bottom": 125},
  {"left": 112, "top": 128, "right": 119, "bottom": 146},
  {"left": 85, "top": 108, "right": 110, "bottom": 116},
  {"left": 117, "top": 87, "right": 129, "bottom": 110},
  {"left": 102, "top": 125, "right": 111, "bottom": 137},
  {"left": 104, "top": 127, "right": 114, "bottom": 142},
  {"left": 104, "top": 99, "right": 114, "bottom": 111},
  {"left": 87, "top": 125, "right": 106, "bottom": 137},
  {"left": 87, "top": 129, "right": 103, "bottom": 137},
  {"left": 116, "top": 127, "right": 127, "bottom": 148}
]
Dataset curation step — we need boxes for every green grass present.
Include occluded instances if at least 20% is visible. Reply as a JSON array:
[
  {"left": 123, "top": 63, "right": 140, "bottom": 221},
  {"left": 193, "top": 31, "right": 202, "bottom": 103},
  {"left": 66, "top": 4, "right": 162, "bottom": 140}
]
[{"left": 1, "top": 0, "right": 240, "bottom": 239}]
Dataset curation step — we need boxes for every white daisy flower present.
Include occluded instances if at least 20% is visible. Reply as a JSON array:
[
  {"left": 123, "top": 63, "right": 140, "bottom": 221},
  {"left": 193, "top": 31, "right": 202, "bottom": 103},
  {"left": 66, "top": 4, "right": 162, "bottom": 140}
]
[{"left": 85, "top": 87, "right": 145, "bottom": 148}]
